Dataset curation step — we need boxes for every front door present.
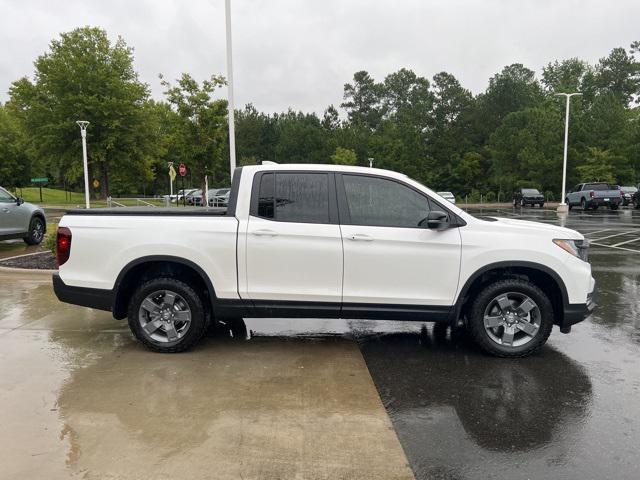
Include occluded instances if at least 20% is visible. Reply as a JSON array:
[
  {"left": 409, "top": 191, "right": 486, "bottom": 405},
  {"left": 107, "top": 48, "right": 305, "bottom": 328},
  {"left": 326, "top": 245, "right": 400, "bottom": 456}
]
[
  {"left": 337, "top": 173, "right": 462, "bottom": 312},
  {"left": 245, "top": 172, "right": 343, "bottom": 311},
  {"left": 0, "top": 188, "right": 23, "bottom": 236}
]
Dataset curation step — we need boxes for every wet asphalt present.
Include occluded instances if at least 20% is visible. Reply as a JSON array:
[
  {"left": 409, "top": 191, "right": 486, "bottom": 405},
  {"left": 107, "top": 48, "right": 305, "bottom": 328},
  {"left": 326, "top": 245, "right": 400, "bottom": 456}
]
[{"left": 1, "top": 205, "right": 640, "bottom": 479}]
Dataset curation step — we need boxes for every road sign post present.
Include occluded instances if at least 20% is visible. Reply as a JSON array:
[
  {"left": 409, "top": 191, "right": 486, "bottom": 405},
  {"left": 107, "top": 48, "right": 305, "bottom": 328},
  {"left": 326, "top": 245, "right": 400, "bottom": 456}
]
[
  {"left": 31, "top": 177, "right": 48, "bottom": 202},
  {"left": 179, "top": 164, "right": 187, "bottom": 206}
]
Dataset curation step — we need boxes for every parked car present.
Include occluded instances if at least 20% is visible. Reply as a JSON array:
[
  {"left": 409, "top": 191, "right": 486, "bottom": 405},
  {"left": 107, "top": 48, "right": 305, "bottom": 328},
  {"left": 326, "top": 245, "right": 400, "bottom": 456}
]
[
  {"left": 176, "top": 189, "right": 197, "bottom": 203},
  {"left": 436, "top": 191, "right": 456, "bottom": 204},
  {"left": 513, "top": 188, "right": 544, "bottom": 208},
  {"left": 208, "top": 188, "right": 231, "bottom": 207},
  {"left": 619, "top": 186, "right": 637, "bottom": 206},
  {"left": 631, "top": 188, "right": 640, "bottom": 209},
  {"left": 0, "top": 186, "right": 46, "bottom": 245},
  {"left": 565, "top": 183, "right": 622, "bottom": 210},
  {"left": 186, "top": 189, "right": 203, "bottom": 206},
  {"left": 53, "top": 164, "right": 595, "bottom": 358}
]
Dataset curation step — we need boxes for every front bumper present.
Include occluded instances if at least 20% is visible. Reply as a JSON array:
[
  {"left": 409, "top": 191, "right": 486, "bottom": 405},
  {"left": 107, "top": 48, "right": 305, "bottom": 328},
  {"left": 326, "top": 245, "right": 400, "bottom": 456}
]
[{"left": 560, "top": 285, "right": 596, "bottom": 333}]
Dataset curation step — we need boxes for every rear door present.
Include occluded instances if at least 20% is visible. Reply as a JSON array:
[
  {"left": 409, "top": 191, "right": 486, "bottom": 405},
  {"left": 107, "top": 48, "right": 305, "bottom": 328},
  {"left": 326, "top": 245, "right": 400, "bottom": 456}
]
[
  {"left": 244, "top": 171, "right": 343, "bottom": 312},
  {"left": 336, "top": 173, "right": 462, "bottom": 313}
]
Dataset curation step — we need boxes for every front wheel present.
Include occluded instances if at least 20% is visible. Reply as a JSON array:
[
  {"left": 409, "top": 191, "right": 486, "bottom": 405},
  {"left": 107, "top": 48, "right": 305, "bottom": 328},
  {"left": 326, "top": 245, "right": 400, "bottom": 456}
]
[
  {"left": 610, "top": 204, "right": 619, "bottom": 210},
  {"left": 127, "top": 277, "right": 209, "bottom": 353},
  {"left": 566, "top": 198, "right": 573, "bottom": 211},
  {"left": 467, "top": 279, "right": 554, "bottom": 357},
  {"left": 23, "top": 216, "right": 45, "bottom": 245}
]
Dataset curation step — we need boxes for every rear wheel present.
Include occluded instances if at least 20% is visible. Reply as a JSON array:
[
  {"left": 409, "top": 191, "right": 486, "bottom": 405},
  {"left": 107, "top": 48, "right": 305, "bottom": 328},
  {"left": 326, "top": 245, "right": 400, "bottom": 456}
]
[
  {"left": 127, "top": 277, "right": 209, "bottom": 353},
  {"left": 539, "top": 203, "right": 544, "bottom": 208},
  {"left": 23, "top": 216, "right": 45, "bottom": 245},
  {"left": 610, "top": 204, "right": 619, "bottom": 210},
  {"left": 581, "top": 198, "right": 588, "bottom": 211},
  {"left": 467, "top": 279, "right": 553, "bottom": 357}
]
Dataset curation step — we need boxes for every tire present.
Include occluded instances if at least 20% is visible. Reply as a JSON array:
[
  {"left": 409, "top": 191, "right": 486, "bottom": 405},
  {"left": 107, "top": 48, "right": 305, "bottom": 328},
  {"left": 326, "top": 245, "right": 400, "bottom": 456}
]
[
  {"left": 610, "top": 204, "right": 619, "bottom": 211},
  {"left": 467, "top": 279, "right": 554, "bottom": 358},
  {"left": 634, "top": 198, "right": 640, "bottom": 209},
  {"left": 127, "top": 277, "right": 209, "bottom": 353},
  {"left": 23, "top": 216, "right": 45, "bottom": 245},
  {"left": 566, "top": 198, "right": 573, "bottom": 211},
  {"left": 581, "top": 198, "right": 588, "bottom": 211},
  {"left": 539, "top": 203, "right": 544, "bottom": 208}
]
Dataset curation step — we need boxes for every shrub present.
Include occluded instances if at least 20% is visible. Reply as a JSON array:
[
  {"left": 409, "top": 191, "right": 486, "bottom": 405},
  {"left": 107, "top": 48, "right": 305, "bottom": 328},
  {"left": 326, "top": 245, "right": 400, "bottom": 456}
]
[{"left": 44, "top": 227, "right": 57, "bottom": 254}]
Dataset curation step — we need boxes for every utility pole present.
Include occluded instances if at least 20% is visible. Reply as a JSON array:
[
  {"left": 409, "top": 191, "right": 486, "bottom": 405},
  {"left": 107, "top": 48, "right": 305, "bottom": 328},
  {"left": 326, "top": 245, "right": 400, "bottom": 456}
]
[
  {"left": 225, "top": 0, "right": 237, "bottom": 179},
  {"left": 76, "top": 121, "right": 90, "bottom": 209},
  {"left": 556, "top": 92, "right": 582, "bottom": 213}
]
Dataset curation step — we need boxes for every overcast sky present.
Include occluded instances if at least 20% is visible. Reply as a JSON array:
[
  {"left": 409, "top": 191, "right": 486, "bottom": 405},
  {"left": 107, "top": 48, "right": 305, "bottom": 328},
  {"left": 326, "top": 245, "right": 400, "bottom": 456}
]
[{"left": 1, "top": 0, "right": 638, "bottom": 114}]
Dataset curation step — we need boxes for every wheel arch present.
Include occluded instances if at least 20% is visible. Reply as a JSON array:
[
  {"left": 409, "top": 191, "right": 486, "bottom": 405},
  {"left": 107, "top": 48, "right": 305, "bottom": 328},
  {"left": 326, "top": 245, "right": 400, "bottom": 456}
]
[
  {"left": 112, "top": 255, "right": 217, "bottom": 319},
  {"left": 451, "top": 261, "right": 568, "bottom": 327}
]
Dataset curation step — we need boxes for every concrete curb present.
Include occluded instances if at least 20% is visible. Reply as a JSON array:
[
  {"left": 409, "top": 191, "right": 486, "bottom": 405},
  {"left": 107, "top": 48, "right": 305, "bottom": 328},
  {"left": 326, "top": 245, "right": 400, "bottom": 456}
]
[{"left": 0, "top": 265, "right": 57, "bottom": 276}]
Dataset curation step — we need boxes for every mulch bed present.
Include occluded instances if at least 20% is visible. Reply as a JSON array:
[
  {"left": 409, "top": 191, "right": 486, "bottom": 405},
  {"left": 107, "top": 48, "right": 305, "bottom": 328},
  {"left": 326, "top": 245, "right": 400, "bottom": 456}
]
[{"left": 0, "top": 251, "right": 57, "bottom": 270}]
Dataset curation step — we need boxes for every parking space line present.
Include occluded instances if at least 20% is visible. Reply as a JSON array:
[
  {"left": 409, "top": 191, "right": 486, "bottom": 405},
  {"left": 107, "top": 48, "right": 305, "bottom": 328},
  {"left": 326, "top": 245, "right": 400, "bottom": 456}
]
[
  {"left": 589, "top": 242, "right": 640, "bottom": 253},
  {"left": 583, "top": 229, "right": 612, "bottom": 236},
  {"left": 611, "top": 237, "right": 640, "bottom": 248},
  {"left": 590, "top": 231, "right": 637, "bottom": 242}
]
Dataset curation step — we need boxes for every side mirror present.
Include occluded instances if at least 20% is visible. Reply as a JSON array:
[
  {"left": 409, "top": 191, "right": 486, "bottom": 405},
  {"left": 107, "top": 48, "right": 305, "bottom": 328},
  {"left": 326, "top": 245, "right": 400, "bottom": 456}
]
[
  {"left": 16, "top": 197, "right": 24, "bottom": 206},
  {"left": 420, "top": 210, "right": 449, "bottom": 230}
]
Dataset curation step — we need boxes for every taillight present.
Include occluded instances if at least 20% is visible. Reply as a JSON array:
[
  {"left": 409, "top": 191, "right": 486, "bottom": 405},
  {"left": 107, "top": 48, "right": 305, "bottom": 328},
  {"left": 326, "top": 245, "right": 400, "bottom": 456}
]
[
  {"left": 56, "top": 227, "right": 72, "bottom": 267},
  {"left": 589, "top": 191, "right": 595, "bottom": 198}
]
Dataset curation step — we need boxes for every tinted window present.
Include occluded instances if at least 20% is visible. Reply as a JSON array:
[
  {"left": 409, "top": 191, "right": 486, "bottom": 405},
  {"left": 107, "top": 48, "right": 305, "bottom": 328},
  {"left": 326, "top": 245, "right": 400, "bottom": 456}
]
[
  {"left": 585, "top": 183, "right": 612, "bottom": 191},
  {"left": 522, "top": 189, "right": 540, "bottom": 195},
  {"left": 257, "top": 173, "right": 275, "bottom": 218},
  {"left": 0, "top": 188, "right": 14, "bottom": 203},
  {"left": 256, "top": 172, "right": 330, "bottom": 224},
  {"left": 342, "top": 175, "right": 430, "bottom": 228}
]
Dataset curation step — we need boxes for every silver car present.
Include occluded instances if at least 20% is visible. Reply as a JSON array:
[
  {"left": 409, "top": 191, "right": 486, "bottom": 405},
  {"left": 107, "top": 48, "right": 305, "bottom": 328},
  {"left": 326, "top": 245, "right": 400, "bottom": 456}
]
[{"left": 0, "top": 187, "right": 46, "bottom": 245}]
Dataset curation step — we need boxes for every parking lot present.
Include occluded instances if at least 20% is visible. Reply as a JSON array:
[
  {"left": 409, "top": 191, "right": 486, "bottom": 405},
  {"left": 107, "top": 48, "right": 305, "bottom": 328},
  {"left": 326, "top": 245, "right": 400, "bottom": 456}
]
[{"left": 1, "top": 206, "right": 640, "bottom": 479}]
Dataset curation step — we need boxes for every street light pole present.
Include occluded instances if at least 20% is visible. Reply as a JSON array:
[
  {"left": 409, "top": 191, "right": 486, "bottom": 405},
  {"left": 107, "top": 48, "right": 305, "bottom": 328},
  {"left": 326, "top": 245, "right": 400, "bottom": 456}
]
[
  {"left": 225, "top": 0, "right": 237, "bottom": 179},
  {"left": 76, "top": 121, "right": 90, "bottom": 209},
  {"left": 556, "top": 92, "right": 582, "bottom": 213}
]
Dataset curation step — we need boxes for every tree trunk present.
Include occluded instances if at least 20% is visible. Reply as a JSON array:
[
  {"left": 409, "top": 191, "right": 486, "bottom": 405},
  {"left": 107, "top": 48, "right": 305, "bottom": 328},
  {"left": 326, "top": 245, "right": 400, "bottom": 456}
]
[{"left": 100, "top": 164, "right": 109, "bottom": 200}]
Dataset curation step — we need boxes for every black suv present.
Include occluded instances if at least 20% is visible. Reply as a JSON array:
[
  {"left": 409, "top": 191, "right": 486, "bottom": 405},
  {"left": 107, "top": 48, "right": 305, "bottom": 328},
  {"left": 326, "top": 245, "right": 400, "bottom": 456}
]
[{"left": 513, "top": 188, "right": 545, "bottom": 208}]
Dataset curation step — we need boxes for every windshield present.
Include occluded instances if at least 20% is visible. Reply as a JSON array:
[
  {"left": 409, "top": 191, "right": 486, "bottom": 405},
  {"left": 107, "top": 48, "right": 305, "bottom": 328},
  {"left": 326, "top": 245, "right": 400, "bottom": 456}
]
[
  {"left": 622, "top": 186, "right": 637, "bottom": 192},
  {"left": 522, "top": 189, "right": 540, "bottom": 195}
]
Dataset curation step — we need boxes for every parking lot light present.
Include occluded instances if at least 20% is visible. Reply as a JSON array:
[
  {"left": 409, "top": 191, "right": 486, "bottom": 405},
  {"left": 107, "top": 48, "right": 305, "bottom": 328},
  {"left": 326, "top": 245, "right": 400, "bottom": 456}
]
[
  {"left": 556, "top": 92, "right": 582, "bottom": 213},
  {"left": 76, "top": 121, "right": 90, "bottom": 209}
]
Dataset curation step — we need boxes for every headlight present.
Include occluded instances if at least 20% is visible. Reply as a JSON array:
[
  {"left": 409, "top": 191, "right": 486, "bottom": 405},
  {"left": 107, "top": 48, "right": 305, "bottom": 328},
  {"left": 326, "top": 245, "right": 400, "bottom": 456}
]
[{"left": 553, "top": 239, "right": 589, "bottom": 262}]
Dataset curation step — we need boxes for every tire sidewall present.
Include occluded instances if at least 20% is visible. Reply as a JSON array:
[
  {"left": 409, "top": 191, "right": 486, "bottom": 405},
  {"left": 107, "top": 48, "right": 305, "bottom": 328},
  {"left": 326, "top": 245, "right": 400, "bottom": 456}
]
[
  {"left": 128, "top": 277, "right": 208, "bottom": 352},
  {"left": 468, "top": 280, "right": 554, "bottom": 357}
]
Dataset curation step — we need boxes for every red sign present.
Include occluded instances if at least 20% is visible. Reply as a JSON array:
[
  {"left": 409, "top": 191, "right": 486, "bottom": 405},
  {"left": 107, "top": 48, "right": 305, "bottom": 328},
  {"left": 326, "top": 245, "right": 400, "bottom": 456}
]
[{"left": 178, "top": 163, "right": 187, "bottom": 177}]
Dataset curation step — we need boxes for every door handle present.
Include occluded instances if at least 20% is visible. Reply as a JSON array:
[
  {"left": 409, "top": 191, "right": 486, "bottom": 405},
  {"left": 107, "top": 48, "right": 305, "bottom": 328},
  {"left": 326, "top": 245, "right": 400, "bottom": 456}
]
[
  {"left": 252, "top": 229, "right": 278, "bottom": 237},
  {"left": 348, "top": 234, "right": 373, "bottom": 241}
]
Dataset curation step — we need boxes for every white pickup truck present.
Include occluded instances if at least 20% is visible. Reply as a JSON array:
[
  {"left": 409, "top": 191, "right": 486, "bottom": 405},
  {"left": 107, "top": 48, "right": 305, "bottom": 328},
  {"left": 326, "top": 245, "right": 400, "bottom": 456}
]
[{"left": 53, "top": 164, "right": 595, "bottom": 357}]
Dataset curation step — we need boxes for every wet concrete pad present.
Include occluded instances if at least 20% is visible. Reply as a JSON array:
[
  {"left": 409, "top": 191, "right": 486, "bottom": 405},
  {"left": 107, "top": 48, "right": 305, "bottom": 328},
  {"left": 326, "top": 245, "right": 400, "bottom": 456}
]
[{"left": 0, "top": 327, "right": 413, "bottom": 479}]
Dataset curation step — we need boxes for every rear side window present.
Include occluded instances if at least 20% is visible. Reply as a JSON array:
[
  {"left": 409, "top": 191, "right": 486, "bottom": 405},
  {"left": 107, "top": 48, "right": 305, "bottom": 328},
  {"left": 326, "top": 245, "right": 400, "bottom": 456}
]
[
  {"left": 256, "top": 172, "right": 330, "bottom": 224},
  {"left": 342, "top": 175, "right": 430, "bottom": 228}
]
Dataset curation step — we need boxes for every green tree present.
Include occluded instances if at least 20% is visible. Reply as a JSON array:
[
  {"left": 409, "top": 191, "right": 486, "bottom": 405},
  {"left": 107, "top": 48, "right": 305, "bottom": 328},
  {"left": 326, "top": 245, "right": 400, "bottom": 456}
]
[
  {"left": 0, "top": 103, "right": 31, "bottom": 187},
  {"left": 330, "top": 147, "right": 357, "bottom": 165},
  {"left": 8, "top": 27, "right": 157, "bottom": 197},
  {"left": 160, "top": 73, "right": 229, "bottom": 187},
  {"left": 576, "top": 148, "right": 616, "bottom": 183}
]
